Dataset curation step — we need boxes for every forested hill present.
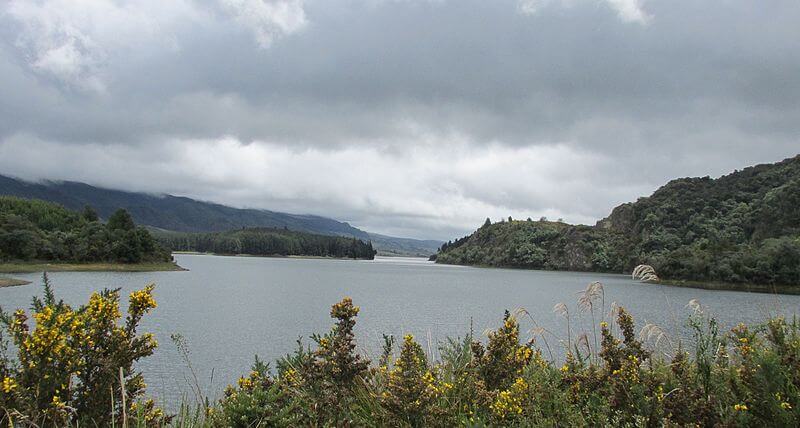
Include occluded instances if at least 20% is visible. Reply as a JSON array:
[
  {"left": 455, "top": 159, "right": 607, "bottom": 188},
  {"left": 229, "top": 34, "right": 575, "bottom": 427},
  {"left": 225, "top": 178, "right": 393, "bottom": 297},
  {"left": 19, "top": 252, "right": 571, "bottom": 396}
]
[
  {"left": 0, "top": 175, "right": 367, "bottom": 236},
  {"left": 155, "top": 228, "right": 376, "bottom": 259},
  {"left": 0, "top": 197, "right": 170, "bottom": 264},
  {"left": 435, "top": 155, "right": 800, "bottom": 287},
  {"left": 0, "top": 175, "right": 441, "bottom": 256}
]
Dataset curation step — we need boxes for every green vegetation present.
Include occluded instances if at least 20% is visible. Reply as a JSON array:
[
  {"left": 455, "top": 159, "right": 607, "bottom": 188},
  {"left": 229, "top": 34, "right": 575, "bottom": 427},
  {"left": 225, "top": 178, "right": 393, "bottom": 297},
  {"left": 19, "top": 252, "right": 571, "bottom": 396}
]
[
  {"left": 1, "top": 275, "right": 161, "bottom": 426},
  {"left": 3, "top": 278, "right": 800, "bottom": 426},
  {"left": 435, "top": 155, "right": 800, "bottom": 288},
  {"left": 434, "top": 219, "right": 618, "bottom": 272},
  {"left": 0, "top": 174, "right": 442, "bottom": 257},
  {"left": 0, "top": 197, "right": 172, "bottom": 266},
  {"left": 155, "top": 228, "right": 377, "bottom": 260}
]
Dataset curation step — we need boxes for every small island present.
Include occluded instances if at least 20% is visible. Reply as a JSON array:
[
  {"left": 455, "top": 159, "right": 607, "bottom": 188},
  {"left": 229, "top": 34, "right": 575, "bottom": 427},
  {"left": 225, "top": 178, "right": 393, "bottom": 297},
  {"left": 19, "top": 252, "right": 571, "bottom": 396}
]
[{"left": 0, "top": 196, "right": 183, "bottom": 273}]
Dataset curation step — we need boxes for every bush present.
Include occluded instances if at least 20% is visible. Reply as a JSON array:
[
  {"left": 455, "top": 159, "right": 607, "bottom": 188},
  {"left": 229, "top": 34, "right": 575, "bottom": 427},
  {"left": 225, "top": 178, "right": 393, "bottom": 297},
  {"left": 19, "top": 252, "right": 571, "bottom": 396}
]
[
  {"left": 0, "top": 275, "right": 164, "bottom": 426},
  {"left": 211, "top": 297, "right": 800, "bottom": 427}
]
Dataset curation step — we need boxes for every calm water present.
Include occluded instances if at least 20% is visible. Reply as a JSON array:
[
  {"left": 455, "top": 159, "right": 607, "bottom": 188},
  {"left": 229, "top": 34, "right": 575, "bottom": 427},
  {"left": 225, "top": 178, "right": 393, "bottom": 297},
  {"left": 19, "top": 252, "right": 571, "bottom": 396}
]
[{"left": 2, "top": 254, "right": 798, "bottom": 406}]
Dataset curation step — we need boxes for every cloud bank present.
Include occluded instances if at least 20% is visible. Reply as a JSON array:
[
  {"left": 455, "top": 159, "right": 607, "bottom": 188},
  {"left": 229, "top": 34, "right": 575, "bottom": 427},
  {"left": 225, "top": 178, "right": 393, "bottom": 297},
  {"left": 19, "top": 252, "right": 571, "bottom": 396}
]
[{"left": 1, "top": 0, "right": 798, "bottom": 240}]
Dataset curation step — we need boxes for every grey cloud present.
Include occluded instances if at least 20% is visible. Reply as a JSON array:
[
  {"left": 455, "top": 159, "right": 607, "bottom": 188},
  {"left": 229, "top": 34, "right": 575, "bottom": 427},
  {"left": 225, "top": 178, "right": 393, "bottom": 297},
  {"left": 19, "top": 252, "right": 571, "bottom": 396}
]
[{"left": 0, "top": 0, "right": 799, "bottom": 239}]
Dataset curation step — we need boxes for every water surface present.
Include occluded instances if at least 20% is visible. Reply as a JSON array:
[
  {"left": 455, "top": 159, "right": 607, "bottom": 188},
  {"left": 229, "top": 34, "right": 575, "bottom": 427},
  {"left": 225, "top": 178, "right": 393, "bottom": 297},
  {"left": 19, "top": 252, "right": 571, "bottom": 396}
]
[{"left": 2, "top": 254, "right": 797, "bottom": 405}]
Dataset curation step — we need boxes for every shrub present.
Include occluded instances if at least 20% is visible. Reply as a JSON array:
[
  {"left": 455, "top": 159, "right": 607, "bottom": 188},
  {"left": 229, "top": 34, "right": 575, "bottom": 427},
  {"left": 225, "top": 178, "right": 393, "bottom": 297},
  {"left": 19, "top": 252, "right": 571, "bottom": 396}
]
[
  {"left": 0, "top": 274, "right": 164, "bottom": 426},
  {"left": 214, "top": 297, "right": 799, "bottom": 427}
]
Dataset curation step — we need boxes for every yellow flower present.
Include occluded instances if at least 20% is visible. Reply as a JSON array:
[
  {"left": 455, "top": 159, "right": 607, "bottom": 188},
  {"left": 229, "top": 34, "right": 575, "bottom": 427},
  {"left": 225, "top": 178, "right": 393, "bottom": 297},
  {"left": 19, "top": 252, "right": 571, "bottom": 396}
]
[
  {"left": 283, "top": 368, "right": 299, "bottom": 386},
  {"left": 52, "top": 395, "right": 67, "bottom": 408},
  {"left": 2, "top": 377, "right": 17, "bottom": 393},
  {"left": 514, "top": 347, "right": 533, "bottom": 363},
  {"left": 129, "top": 284, "right": 158, "bottom": 314},
  {"left": 491, "top": 378, "right": 528, "bottom": 419},
  {"left": 781, "top": 402, "right": 792, "bottom": 410},
  {"left": 237, "top": 376, "right": 253, "bottom": 389},
  {"left": 560, "top": 364, "right": 569, "bottom": 373},
  {"left": 733, "top": 403, "right": 748, "bottom": 412}
]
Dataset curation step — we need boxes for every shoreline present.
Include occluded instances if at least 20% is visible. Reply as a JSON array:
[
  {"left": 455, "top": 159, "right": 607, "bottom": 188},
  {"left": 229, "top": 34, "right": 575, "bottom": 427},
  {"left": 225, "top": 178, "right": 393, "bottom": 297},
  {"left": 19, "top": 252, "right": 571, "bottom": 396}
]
[
  {"left": 0, "top": 261, "right": 186, "bottom": 274},
  {"left": 653, "top": 279, "right": 800, "bottom": 295},
  {"left": 0, "top": 277, "right": 32, "bottom": 287},
  {"left": 434, "top": 261, "right": 799, "bottom": 295},
  {"left": 173, "top": 251, "right": 375, "bottom": 261}
]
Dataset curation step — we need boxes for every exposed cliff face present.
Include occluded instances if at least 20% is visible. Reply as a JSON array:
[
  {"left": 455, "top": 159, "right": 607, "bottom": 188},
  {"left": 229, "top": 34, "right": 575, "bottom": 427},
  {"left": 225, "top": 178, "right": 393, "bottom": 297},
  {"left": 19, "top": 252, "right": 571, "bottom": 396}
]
[
  {"left": 596, "top": 202, "right": 634, "bottom": 234},
  {"left": 435, "top": 155, "right": 800, "bottom": 286}
]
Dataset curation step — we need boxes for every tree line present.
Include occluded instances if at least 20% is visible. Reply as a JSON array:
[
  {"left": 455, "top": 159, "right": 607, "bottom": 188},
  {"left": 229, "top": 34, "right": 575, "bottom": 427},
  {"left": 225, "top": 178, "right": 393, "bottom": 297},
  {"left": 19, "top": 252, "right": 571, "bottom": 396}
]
[
  {"left": 0, "top": 196, "right": 170, "bottom": 264},
  {"left": 155, "top": 227, "right": 377, "bottom": 259}
]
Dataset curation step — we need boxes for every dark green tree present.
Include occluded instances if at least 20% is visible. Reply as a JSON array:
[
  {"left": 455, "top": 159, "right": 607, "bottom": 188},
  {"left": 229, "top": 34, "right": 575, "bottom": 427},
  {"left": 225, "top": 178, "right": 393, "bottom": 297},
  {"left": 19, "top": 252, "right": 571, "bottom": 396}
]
[
  {"left": 81, "top": 205, "right": 99, "bottom": 222},
  {"left": 107, "top": 209, "right": 135, "bottom": 231}
]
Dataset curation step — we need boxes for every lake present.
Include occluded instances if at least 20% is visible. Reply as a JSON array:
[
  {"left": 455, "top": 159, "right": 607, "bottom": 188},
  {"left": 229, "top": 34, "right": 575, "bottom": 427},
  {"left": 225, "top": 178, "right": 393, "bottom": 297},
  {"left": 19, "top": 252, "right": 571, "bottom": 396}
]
[{"left": 2, "top": 254, "right": 798, "bottom": 406}]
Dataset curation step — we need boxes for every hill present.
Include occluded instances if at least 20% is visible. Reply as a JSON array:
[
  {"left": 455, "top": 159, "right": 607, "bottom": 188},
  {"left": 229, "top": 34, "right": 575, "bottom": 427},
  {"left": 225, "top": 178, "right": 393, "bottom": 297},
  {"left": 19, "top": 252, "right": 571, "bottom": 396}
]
[
  {"left": 435, "top": 155, "right": 800, "bottom": 287},
  {"left": 156, "top": 228, "right": 376, "bottom": 259},
  {"left": 0, "top": 175, "right": 441, "bottom": 257},
  {"left": 0, "top": 196, "right": 171, "bottom": 265}
]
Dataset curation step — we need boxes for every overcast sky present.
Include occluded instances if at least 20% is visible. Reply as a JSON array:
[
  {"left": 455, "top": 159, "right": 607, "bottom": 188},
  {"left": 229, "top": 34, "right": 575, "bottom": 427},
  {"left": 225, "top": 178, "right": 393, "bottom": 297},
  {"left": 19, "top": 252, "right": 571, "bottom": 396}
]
[{"left": 1, "top": 0, "right": 798, "bottom": 240}]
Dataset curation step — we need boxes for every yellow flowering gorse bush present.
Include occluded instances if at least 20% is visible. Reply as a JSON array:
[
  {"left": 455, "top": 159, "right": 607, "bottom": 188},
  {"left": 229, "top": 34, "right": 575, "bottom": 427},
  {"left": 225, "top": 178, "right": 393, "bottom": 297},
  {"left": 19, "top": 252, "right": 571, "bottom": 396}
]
[{"left": 0, "top": 275, "right": 163, "bottom": 426}]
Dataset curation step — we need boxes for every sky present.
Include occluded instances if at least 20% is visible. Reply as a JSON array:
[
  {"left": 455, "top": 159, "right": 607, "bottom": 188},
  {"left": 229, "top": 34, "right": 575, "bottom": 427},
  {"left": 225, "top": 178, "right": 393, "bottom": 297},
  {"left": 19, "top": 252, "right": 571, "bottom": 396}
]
[{"left": 0, "top": 0, "right": 798, "bottom": 241}]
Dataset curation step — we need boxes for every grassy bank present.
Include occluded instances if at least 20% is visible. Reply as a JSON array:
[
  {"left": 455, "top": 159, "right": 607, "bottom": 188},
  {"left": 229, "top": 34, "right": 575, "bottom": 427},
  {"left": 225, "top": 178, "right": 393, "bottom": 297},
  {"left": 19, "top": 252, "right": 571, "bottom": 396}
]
[
  {"left": 0, "top": 261, "right": 185, "bottom": 273},
  {"left": 0, "top": 277, "right": 31, "bottom": 287}
]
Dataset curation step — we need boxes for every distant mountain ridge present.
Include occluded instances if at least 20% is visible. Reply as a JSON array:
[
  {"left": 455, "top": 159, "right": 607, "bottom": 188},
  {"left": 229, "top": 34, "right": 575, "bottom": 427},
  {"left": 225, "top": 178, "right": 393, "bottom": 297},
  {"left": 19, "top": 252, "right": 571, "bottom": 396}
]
[{"left": 0, "top": 175, "right": 441, "bottom": 257}]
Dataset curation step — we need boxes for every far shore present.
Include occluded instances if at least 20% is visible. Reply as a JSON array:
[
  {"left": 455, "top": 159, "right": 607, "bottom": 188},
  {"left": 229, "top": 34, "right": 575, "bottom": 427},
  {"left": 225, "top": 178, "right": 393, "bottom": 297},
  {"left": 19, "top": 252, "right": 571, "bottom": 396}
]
[
  {"left": 434, "top": 260, "right": 800, "bottom": 295},
  {"left": 653, "top": 279, "right": 800, "bottom": 295},
  {"left": 0, "top": 261, "right": 186, "bottom": 274},
  {"left": 173, "top": 251, "right": 375, "bottom": 261}
]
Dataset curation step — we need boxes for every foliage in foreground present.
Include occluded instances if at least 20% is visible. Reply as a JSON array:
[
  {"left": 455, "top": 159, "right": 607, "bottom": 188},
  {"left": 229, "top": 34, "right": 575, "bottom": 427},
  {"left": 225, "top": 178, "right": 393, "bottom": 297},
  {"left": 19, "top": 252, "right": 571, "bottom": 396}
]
[
  {"left": 207, "top": 296, "right": 800, "bottom": 427},
  {"left": 2, "top": 279, "right": 800, "bottom": 427},
  {"left": 0, "top": 275, "right": 163, "bottom": 426}
]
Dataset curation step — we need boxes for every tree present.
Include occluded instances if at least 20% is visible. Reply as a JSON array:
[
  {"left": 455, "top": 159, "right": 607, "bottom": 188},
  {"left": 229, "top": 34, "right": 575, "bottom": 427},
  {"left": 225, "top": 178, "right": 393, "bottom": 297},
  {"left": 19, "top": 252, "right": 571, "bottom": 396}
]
[
  {"left": 82, "top": 205, "right": 99, "bottom": 222},
  {"left": 483, "top": 218, "right": 492, "bottom": 228},
  {"left": 107, "top": 209, "right": 135, "bottom": 231}
]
